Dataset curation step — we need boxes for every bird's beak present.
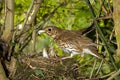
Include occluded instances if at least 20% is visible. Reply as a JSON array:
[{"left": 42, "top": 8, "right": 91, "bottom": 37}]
[{"left": 38, "top": 30, "right": 45, "bottom": 34}]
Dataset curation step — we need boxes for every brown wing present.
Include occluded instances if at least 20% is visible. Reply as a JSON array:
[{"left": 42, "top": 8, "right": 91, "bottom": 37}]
[{"left": 55, "top": 30, "right": 97, "bottom": 53}]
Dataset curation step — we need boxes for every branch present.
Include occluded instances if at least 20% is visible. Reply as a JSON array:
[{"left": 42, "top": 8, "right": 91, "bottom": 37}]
[
  {"left": 16, "top": 0, "right": 43, "bottom": 41},
  {"left": 107, "top": 69, "right": 120, "bottom": 80},
  {"left": 0, "top": 61, "right": 9, "bottom": 80},
  {"left": 90, "top": 59, "right": 97, "bottom": 78},
  {"left": 2, "top": 0, "right": 14, "bottom": 43}
]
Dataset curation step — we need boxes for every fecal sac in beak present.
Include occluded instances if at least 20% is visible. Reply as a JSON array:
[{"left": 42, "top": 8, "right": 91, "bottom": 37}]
[{"left": 38, "top": 30, "right": 45, "bottom": 34}]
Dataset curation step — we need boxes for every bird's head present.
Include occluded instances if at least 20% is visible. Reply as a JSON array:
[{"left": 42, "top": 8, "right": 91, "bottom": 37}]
[{"left": 38, "top": 26, "right": 62, "bottom": 39}]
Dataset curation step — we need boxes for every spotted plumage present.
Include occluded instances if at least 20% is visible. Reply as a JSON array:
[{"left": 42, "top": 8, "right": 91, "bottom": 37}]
[{"left": 38, "top": 26, "right": 106, "bottom": 61}]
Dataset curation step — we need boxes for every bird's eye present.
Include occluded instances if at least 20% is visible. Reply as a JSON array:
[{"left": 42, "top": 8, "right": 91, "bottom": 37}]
[{"left": 48, "top": 28, "right": 51, "bottom": 31}]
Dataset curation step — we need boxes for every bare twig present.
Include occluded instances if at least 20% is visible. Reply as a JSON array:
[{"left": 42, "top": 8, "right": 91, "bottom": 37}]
[
  {"left": 90, "top": 59, "right": 97, "bottom": 78},
  {"left": 107, "top": 0, "right": 113, "bottom": 15},
  {"left": 97, "top": 14, "right": 112, "bottom": 20},
  {"left": 99, "top": 0, "right": 108, "bottom": 14},
  {"left": 95, "top": 60, "right": 103, "bottom": 76},
  {"left": 32, "top": 21, "right": 36, "bottom": 53},
  {"left": 18, "top": 33, "right": 32, "bottom": 53},
  {"left": 16, "top": 0, "right": 43, "bottom": 40},
  {"left": 100, "top": 71, "right": 115, "bottom": 79},
  {"left": 107, "top": 69, "right": 120, "bottom": 80},
  {"left": 109, "top": 28, "right": 115, "bottom": 41},
  {"left": 22, "top": 0, "right": 34, "bottom": 30}
]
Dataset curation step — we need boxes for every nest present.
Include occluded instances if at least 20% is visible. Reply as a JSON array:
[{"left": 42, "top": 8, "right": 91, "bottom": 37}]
[
  {"left": 12, "top": 54, "right": 88, "bottom": 80},
  {"left": 10, "top": 54, "right": 107, "bottom": 80}
]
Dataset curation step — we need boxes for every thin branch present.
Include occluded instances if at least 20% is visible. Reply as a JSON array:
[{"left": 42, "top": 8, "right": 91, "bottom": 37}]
[
  {"left": 15, "top": 0, "right": 34, "bottom": 40},
  {"left": 99, "top": 0, "right": 108, "bottom": 14},
  {"left": 22, "top": 0, "right": 34, "bottom": 30},
  {"left": 98, "top": 0, "right": 105, "bottom": 16},
  {"left": 97, "top": 14, "right": 112, "bottom": 20},
  {"left": 95, "top": 60, "right": 103, "bottom": 76},
  {"left": 90, "top": 59, "right": 97, "bottom": 78},
  {"left": 107, "top": 0, "right": 113, "bottom": 15},
  {"left": 107, "top": 69, "right": 120, "bottom": 80},
  {"left": 100, "top": 71, "right": 115, "bottom": 79},
  {"left": 18, "top": 33, "right": 32, "bottom": 53},
  {"left": 109, "top": 28, "right": 115, "bottom": 41},
  {"left": 32, "top": 21, "right": 36, "bottom": 53},
  {"left": 16, "top": 0, "right": 43, "bottom": 40}
]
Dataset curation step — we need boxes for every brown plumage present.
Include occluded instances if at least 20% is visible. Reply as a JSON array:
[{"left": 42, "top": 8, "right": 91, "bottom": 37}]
[{"left": 39, "top": 26, "right": 107, "bottom": 61}]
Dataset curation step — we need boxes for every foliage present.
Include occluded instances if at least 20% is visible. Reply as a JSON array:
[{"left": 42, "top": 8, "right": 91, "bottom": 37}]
[{"left": 0, "top": 0, "right": 119, "bottom": 80}]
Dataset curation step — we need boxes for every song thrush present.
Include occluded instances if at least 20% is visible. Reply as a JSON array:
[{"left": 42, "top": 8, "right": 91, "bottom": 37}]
[{"left": 38, "top": 26, "right": 105, "bottom": 61}]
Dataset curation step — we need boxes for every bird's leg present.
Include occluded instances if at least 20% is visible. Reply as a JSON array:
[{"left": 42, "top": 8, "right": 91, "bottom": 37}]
[
  {"left": 50, "top": 57, "right": 63, "bottom": 65},
  {"left": 51, "top": 55, "right": 73, "bottom": 62},
  {"left": 50, "top": 54, "right": 73, "bottom": 61},
  {"left": 61, "top": 56, "right": 73, "bottom": 60},
  {"left": 50, "top": 57, "right": 62, "bottom": 61},
  {"left": 61, "top": 53, "right": 74, "bottom": 60}
]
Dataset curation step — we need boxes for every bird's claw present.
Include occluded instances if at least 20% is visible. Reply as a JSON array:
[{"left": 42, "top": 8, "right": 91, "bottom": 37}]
[{"left": 50, "top": 57, "right": 62, "bottom": 62}]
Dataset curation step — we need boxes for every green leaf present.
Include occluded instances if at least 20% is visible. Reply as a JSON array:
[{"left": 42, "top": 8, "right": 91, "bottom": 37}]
[{"left": 34, "top": 69, "right": 44, "bottom": 77}]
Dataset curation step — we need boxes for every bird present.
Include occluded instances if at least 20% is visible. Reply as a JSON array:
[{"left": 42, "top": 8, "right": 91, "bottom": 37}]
[{"left": 38, "top": 26, "right": 107, "bottom": 62}]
